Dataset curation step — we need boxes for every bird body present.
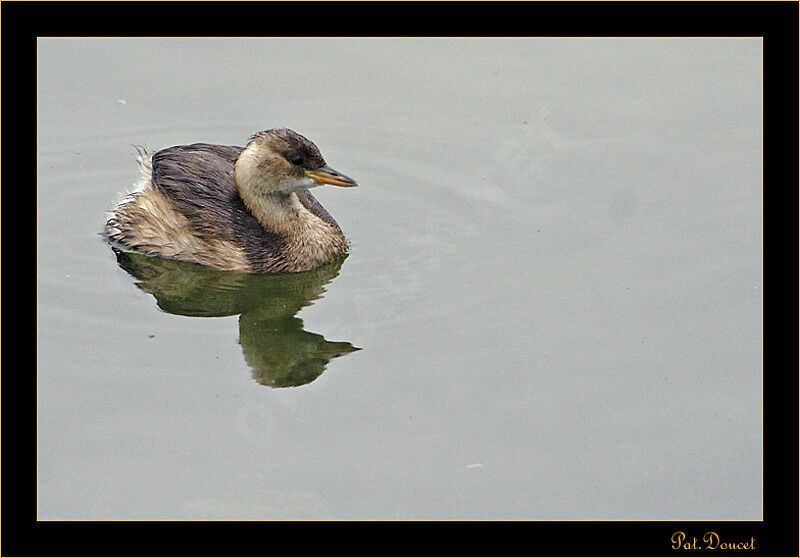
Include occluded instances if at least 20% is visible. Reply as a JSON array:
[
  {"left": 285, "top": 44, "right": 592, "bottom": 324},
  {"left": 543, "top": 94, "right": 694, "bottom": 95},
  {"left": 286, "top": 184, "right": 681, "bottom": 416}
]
[{"left": 104, "top": 129, "right": 356, "bottom": 274}]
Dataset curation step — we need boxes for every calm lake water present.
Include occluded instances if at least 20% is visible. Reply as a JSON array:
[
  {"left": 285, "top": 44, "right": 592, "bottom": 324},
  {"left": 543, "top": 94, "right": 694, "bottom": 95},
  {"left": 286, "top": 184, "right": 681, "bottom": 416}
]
[{"left": 37, "top": 38, "right": 762, "bottom": 520}]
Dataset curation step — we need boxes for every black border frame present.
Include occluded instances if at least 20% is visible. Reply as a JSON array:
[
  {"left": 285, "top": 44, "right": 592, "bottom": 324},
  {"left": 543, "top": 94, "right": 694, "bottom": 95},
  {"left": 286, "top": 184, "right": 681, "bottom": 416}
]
[{"left": 5, "top": 1, "right": 797, "bottom": 556}]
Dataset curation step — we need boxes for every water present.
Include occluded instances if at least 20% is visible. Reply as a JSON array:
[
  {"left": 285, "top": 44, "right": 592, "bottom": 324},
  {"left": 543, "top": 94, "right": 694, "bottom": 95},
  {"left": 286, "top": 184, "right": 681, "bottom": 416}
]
[{"left": 37, "top": 38, "right": 762, "bottom": 520}]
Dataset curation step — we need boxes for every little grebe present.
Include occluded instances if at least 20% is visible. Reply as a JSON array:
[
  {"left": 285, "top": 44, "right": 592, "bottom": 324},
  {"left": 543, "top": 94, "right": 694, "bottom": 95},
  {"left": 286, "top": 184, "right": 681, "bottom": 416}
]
[{"left": 103, "top": 128, "right": 357, "bottom": 274}]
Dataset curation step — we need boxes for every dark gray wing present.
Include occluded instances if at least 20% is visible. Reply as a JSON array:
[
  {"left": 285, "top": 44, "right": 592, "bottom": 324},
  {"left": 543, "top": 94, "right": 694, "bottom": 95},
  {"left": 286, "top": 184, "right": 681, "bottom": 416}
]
[
  {"left": 150, "top": 143, "right": 286, "bottom": 270},
  {"left": 150, "top": 142, "right": 248, "bottom": 242}
]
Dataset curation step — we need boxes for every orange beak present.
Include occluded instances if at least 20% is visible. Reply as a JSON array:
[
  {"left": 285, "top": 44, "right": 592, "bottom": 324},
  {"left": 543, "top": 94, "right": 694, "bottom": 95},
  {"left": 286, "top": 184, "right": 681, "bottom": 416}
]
[{"left": 305, "top": 166, "right": 358, "bottom": 187}]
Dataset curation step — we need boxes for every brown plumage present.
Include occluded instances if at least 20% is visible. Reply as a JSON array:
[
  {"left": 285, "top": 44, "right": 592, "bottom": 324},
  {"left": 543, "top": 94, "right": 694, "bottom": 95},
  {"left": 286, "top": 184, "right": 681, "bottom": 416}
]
[{"left": 103, "top": 129, "right": 357, "bottom": 274}]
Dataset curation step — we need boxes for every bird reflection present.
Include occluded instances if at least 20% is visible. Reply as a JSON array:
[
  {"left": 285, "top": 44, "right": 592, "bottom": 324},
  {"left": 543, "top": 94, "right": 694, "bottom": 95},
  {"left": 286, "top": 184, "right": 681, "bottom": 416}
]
[{"left": 113, "top": 249, "right": 360, "bottom": 387}]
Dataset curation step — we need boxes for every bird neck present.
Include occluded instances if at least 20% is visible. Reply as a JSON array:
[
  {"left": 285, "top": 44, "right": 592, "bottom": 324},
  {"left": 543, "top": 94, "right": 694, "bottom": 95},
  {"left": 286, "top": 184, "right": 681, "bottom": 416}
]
[
  {"left": 241, "top": 190, "right": 348, "bottom": 271},
  {"left": 240, "top": 188, "right": 301, "bottom": 236}
]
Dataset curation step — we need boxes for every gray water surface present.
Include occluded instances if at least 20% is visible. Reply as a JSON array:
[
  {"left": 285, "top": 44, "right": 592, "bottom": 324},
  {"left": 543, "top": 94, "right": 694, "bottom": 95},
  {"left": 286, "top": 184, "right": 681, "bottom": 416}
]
[{"left": 37, "top": 38, "right": 762, "bottom": 520}]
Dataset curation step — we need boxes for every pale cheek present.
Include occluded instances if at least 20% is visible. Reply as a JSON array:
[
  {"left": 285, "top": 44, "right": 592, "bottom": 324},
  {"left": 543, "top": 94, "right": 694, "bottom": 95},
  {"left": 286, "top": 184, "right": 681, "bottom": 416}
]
[{"left": 282, "top": 175, "right": 317, "bottom": 192}]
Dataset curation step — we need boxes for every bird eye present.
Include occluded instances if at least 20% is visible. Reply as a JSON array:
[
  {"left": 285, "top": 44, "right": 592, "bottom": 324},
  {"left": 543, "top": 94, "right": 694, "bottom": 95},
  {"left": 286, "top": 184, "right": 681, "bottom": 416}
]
[{"left": 288, "top": 153, "right": 305, "bottom": 166}]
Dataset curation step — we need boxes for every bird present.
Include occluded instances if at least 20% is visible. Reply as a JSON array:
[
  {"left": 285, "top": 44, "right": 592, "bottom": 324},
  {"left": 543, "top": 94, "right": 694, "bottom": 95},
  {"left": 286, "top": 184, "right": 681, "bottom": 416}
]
[{"left": 103, "top": 128, "right": 357, "bottom": 274}]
